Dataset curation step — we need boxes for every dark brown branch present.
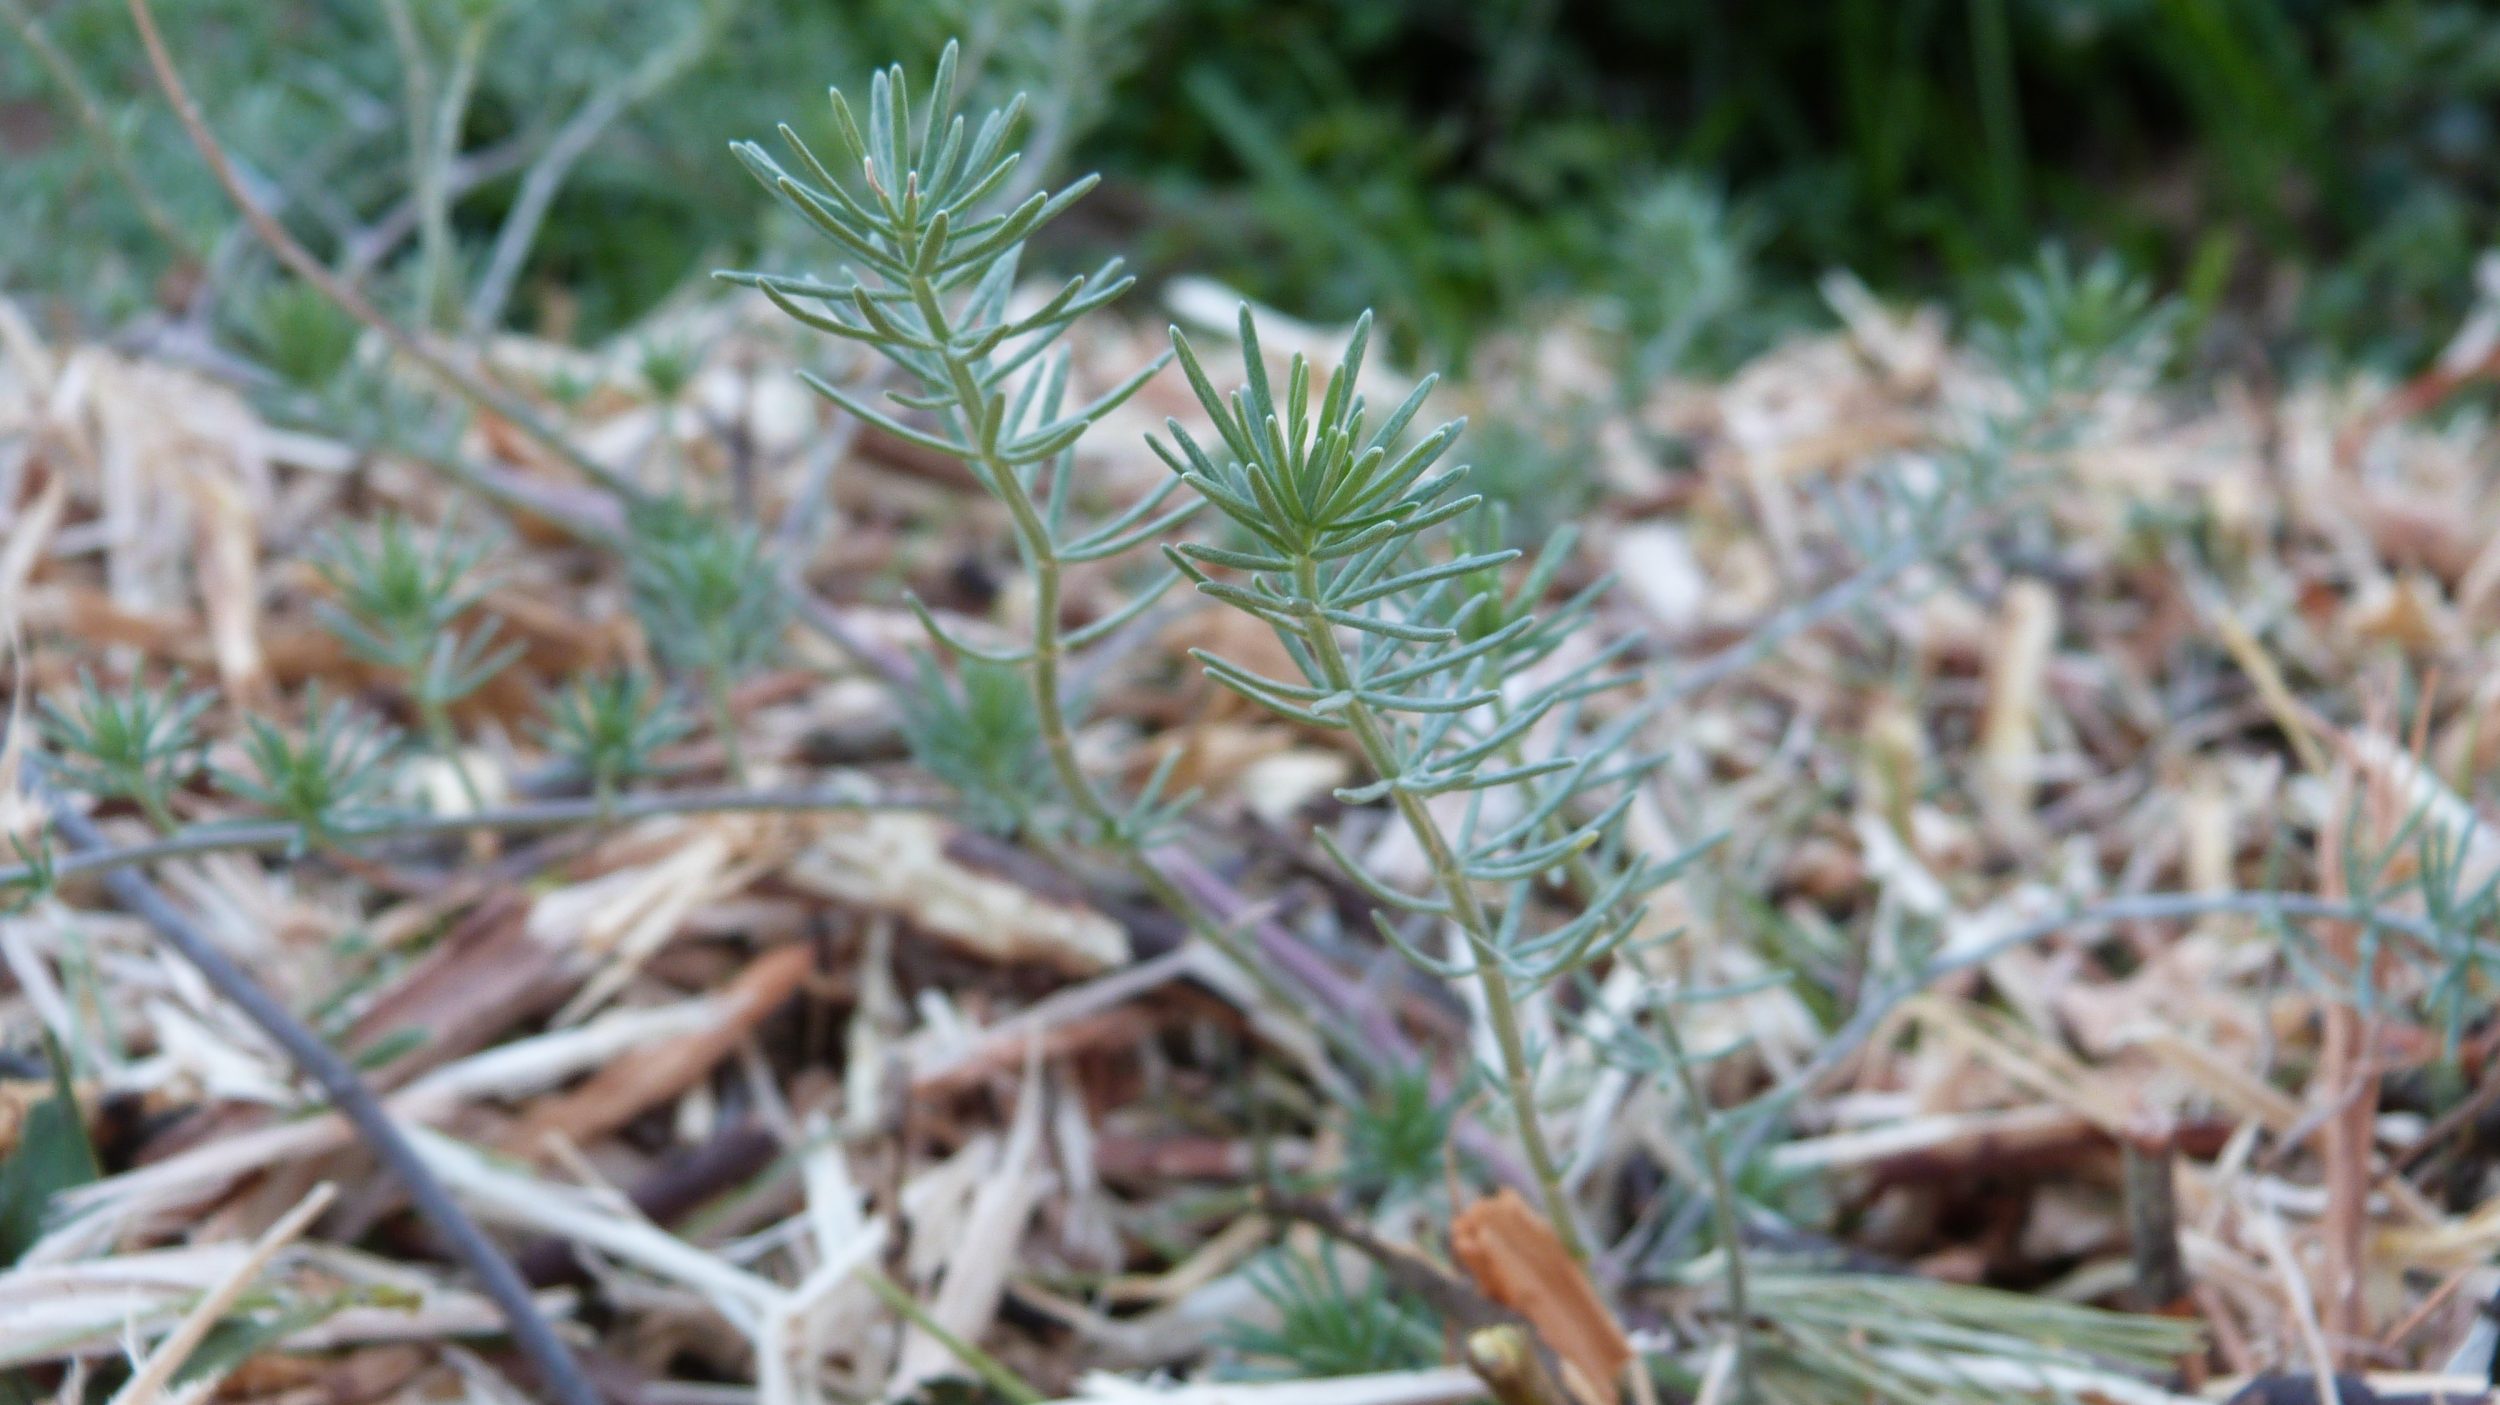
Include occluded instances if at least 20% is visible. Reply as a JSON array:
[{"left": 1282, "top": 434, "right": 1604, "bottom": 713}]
[
  {"left": 43, "top": 793, "right": 605, "bottom": 1405},
  {"left": 2122, "top": 1129, "right": 2191, "bottom": 1311}
]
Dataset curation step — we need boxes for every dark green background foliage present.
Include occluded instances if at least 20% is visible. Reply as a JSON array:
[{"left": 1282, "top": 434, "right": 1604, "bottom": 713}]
[{"left": 6, "top": 0, "right": 2496, "bottom": 368}]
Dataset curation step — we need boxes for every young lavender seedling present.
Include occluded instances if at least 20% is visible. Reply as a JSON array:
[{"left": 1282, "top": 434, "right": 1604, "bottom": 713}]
[
  {"left": 725, "top": 43, "right": 1180, "bottom": 811},
  {"left": 37, "top": 669, "right": 214, "bottom": 834},
  {"left": 314, "top": 514, "right": 517, "bottom": 809},
  {"left": 215, "top": 687, "right": 402, "bottom": 854},
  {"left": 625, "top": 498, "right": 787, "bottom": 781},
  {"left": 727, "top": 45, "right": 1308, "bottom": 1008},
  {"left": 536, "top": 670, "right": 690, "bottom": 813},
  {"left": 1154, "top": 307, "right": 1710, "bottom": 1257}
]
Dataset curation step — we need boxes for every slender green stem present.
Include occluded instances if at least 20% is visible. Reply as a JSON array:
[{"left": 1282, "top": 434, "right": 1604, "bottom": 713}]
[
  {"left": 417, "top": 14, "right": 488, "bottom": 328},
  {"left": 908, "top": 296, "right": 1296, "bottom": 1016},
  {"left": 1655, "top": 1012, "right": 1751, "bottom": 1402},
  {"left": 1289, "top": 562, "right": 1585, "bottom": 1259},
  {"left": 134, "top": 786, "right": 182, "bottom": 840},
  {"left": 1503, "top": 693, "right": 1752, "bottom": 1383},
  {"left": 1482, "top": 688, "right": 1754, "bottom": 1370},
  {"left": 996, "top": 435, "right": 1292, "bottom": 1012},
  {"left": 418, "top": 697, "right": 488, "bottom": 814},
  {"left": 707, "top": 669, "right": 747, "bottom": 784},
  {"left": 379, "top": 0, "right": 440, "bottom": 313},
  {"left": 858, "top": 1265, "right": 1045, "bottom": 1405}
]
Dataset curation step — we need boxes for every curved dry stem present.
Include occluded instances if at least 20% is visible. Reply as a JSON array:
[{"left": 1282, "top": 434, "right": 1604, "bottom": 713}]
[
  {"left": 42, "top": 796, "right": 603, "bottom": 1405},
  {"left": 124, "top": 0, "right": 643, "bottom": 506}
]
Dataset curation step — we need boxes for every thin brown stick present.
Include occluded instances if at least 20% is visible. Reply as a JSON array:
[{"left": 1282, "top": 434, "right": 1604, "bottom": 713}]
[
  {"left": 42, "top": 795, "right": 603, "bottom": 1405},
  {"left": 1, "top": 0, "right": 192, "bottom": 259},
  {"left": 2121, "top": 1128, "right": 2190, "bottom": 1311},
  {"left": 2313, "top": 778, "right": 2371, "bottom": 1364},
  {"left": 122, "top": 0, "right": 643, "bottom": 506},
  {"left": 2396, "top": 1065, "right": 2500, "bottom": 1172}
]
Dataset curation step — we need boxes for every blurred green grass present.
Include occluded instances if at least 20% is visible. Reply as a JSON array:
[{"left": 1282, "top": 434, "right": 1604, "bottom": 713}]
[{"left": 7, "top": 0, "right": 2498, "bottom": 372}]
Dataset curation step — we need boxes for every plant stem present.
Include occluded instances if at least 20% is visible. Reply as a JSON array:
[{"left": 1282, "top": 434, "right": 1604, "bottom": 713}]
[
  {"left": 134, "top": 787, "right": 182, "bottom": 839},
  {"left": 858, "top": 1265, "right": 1046, "bottom": 1405},
  {"left": 1289, "top": 561, "right": 1585, "bottom": 1260},
  {"left": 124, "top": 0, "right": 647, "bottom": 507},
  {"left": 911, "top": 299, "right": 1299, "bottom": 1020},
  {"left": 919, "top": 314, "right": 1103, "bottom": 842},
  {"left": 378, "top": 0, "right": 439, "bottom": 315},
  {"left": 418, "top": 697, "right": 488, "bottom": 814},
  {"left": 707, "top": 670, "right": 747, "bottom": 784},
  {"left": 1654, "top": 1011, "right": 1751, "bottom": 1402},
  {"left": 1, "top": 781, "right": 925, "bottom": 891},
  {"left": 419, "top": 12, "right": 489, "bottom": 328},
  {"left": 40, "top": 796, "right": 605, "bottom": 1405},
  {"left": 1514, "top": 734, "right": 1753, "bottom": 1389}
]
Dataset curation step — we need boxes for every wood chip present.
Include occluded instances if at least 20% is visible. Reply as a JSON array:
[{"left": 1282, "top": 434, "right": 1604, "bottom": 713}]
[
  {"left": 789, "top": 813, "right": 1129, "bottom": 974},
  {"left": 1451, "top": 1190, "right": 1632, "bottom": 1405}
]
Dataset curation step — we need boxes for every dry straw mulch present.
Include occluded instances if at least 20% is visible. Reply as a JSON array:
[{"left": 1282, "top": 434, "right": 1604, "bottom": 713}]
[{"left": 0, "top": 271, "right": 2497, "bottom": 1403}]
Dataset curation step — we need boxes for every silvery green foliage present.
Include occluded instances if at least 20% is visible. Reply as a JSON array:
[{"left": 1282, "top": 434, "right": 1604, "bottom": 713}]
[
  {"left": 2276, "top": 784, "right": 2500, "bottom": 1054},
  {"left": 37, "top": 670, "right": 213, "bottom": 820},
  {"left": 898, "top": 655, "right": 1049, "bottom": 834},
  {"left": 248, "top": 280, "right": 363, "bottom": 389},
  {"left": 1341, "top": 1062, "right": 1470, "bottom": 1200},
  {"left": 1225, "top": 1251, "right": 1442, "bottom": 1380},
  {"left": 1617, "top": 173, "right": 1757, "bottom": 384},
  {"left": 1980, "top": 246, "right": 2178, "bottom": 422},
  {"left": 721, "top": 40, "right": 1165, "bottom": 484},
  {"left": 0, "top": 834, "right": 52, "bottom": 915},
  {"left": 725, "top": 44, "right": 1191, "bottom": 839},
  {"left": 625, "top": 499, "right": 788, "bottom": 686},
  {"left": 874, "top": 0, "right": 1164, "bottom": 190},
  {"left": 1680, "top": 252, "right": 2181, "bottom": 708},
  {"left": 314, "top": 516, "right": 520, "bottom": 710},
  {"left": 1155, "top": 308, "right": 1707, "bottom": 991},
  {"left": 536, "top": 670, "right": 690, "bottom": 799},
  {"left": 637, "top": 337, "right": 701, "bottom": 401}
]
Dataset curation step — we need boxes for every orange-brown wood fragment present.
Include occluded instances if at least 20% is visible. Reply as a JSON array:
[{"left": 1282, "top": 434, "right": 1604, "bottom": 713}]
[
  {"left": 502, "top": 942, "right": 814, "bottom": 1157},
  {"left": 1451, "top": 1189, "right": 1633, "bottom": 1405}
]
